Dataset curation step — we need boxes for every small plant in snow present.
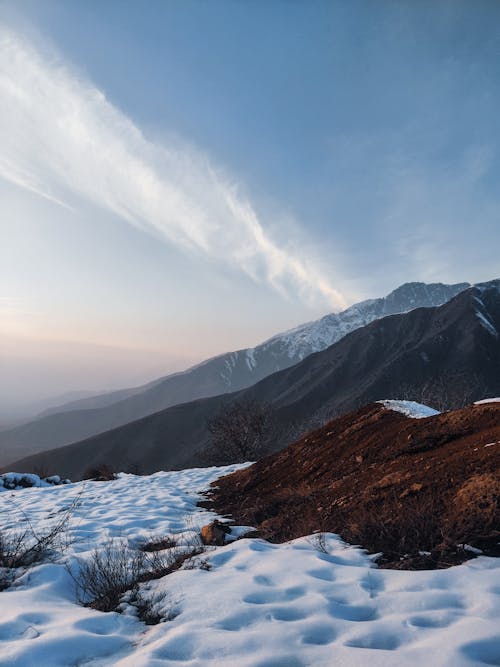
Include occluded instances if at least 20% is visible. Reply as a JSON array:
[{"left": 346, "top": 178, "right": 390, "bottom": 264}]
[
  {"left": 0, "top": 491, "right": 82, "bottom": 589},
  {"left": 306, "top": 532, "right": 329, "bottom": 554},
  {"left": 70, "top": 532, "right": 209, "bottom": 617},
  {"left": 130, "top": 589, "right": 179, "bottom": 625},
  {"left": 69, "top": 538, "right": 147, "bottom": 612}
]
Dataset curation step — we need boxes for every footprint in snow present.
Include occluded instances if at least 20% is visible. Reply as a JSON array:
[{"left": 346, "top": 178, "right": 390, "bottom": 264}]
[
  {"left": 243, "top": 586, "right": 305, "bottom": 605},
  {"left": 153, "top": 634, "right": 196, "bottom": 661},
  {"left": 306, "top": 567, "right": 335, "bottom": 582},
  {"left": 406, "top": 611, "right": 460, "bottom": 629},
  {"left": 267, "top": 607, "right": 308, "bottom": 622},
  {"left": 254, "top": 657, "right": 305, "bottom": 667},
  {"left": 74, "top": 616, "right": 121, "bottom": 636},
  {"left": 215, "top": 609, "right": 260, "bottom": 631},
  {"left": 210, "top": 550, "right": 235, "bottom": 567},
  {"left": 300, "top": 622, "right": 337, "bottom": 645},
  {"left": 326, "top": 599, "right": 377, "bottom": 622},
  {"left": 359, "top": 570, "right": 385, "bottom": 597},
  {"left": 344, "top": 631, "right": 402, "bottom": 651},
  {"left": 460, "top": 637, "right": 500, "bottom": 666}
]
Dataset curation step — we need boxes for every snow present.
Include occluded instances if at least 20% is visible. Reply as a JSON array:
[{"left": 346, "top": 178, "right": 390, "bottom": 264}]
[
  {"left": 245, "top": 348, "right": 256, "bottom": 371},
  {"left": 378, "top": 400, "right": 440, "bottom": 419},
  {"left": 0, "top": 472, "right": 70, "bottom": 491},
  {"left": 0, "top": 465, "right": 499, "bottom": 666},
  {"left": 259, "top": 282, "right": 469, "bottom": 363},
  {"left": 476, "top": 310, "right": 499, "bottom": 337},
  {"left": 211, "top": 283, "right": 470, "bottom": 388},
  {"left": 475, "top": 397, "right": 500, "bottom": 404}
]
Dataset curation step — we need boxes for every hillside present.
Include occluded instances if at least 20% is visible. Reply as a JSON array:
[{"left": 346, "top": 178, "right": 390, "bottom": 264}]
[
  {"left": 9, "top": 280, "right": 500, "bottom": 479},
  {"left": 0, "top": 281, "right": 468, "bottom": 466},
  {"left": 206, "top": 400, "right": 500, "bottom": 566}
]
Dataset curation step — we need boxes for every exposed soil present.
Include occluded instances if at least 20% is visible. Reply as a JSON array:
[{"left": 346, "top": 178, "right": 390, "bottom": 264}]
[{"left": 203, "top": 402, "right": 500, "bottom": 569}]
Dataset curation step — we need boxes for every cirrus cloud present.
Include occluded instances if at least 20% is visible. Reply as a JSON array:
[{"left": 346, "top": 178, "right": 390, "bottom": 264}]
[{"left": 0, "top": 27, "right": 346, "bottom": 310}]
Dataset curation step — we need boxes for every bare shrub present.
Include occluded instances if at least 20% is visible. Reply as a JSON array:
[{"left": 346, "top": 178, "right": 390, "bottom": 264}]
[
  {"left": 182, "top": 555, "right": 211, "bottom": 571},
  {"left": 70, "top": 534, "right": 207, "bottom": 613},
  {"left": 139, "top": 534, "right": 177, "bottom": 552},
  {"left": 0, "top": 567, "right": 13, "bottom": 591},
  {"left": 306, "top": 532, "right": 328, "bottom": 554},
  {"left": 446, "top": 474, "right": 499, "bottom": 547},
  {"left": 344, "top": 491, "right": 445, "bottom": 562},
  {"left": 70, "top": 538, "right": 149, "bottom": 612},
  {"left": 392, "top": 371, "right": 489, "bottom": 412},
  {"left": 131, "top": 589, "right": 178, "bottom": 625},
  {"left": 82, "top": 464, "right": 116, "bottom": 481},
  {"left": 0, "top": 493, "right": 80, "bottom": 578},
  {"left": 203, "top": 400, "right": 276, "bottom": 464},
  {"left": 124, "top": 462, "right": 144, "bottom": 476}
]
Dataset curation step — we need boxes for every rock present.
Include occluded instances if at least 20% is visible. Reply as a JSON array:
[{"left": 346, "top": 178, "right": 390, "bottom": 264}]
[
  {"left": 400, "top": 483, "right": 424, "bottom": 498},
  {"left": 200, "top": 520, "right": 231, "bottom": 546},
  {"left": 373, "top": 471, "right": 410, "bottom": 489}
]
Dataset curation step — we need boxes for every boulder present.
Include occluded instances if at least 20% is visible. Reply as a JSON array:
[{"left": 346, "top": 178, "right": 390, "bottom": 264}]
[{"left": 200, "top": 520, "right": 231, "bottom": 546}]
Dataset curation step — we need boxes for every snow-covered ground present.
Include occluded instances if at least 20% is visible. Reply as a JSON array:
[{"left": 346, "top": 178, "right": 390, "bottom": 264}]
[
  {"left": 0, "top": 472, "right": 70, "bottom": 492},
  {"left": 0, "top": 466, "right": 499, "bottom": 666}
]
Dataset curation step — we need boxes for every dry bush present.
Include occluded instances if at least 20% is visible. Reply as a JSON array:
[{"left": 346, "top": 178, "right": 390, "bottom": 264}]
[
  {"left": 446, "top": 474, "right": 499, "bottom": 547},
  {"left": 70, "top": 533, "right": 207, "bottom": 616},
  {"left": 344, "top": 492, "right": 445, "bottom": 562},
  {"left": 82, "top": 464, "right": 116, "bottom": 482},
  {"left": 392, "top": 371, "right": 488, "bottom": 412},
  {"left": 130, "top": 589, "right": 178, "bottom": 625},
  {"left": 203, "top": 400, "right": 276, "bottom": 465},
  {"left": 306, "top": 532, "right": 329, "bottom": 554},
  {"left": 0, "top": 493, "right": 81, "bottom": 588},
  {"left": 71, "top": 539, "right": 146, "bottom": 612},
  {"left": 138, "top": 534, "right": 177, "bottom": 552}
]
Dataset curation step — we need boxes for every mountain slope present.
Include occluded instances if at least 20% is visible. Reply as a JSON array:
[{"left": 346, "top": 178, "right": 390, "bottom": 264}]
[
  {"left": 9, "top": 280, "right": 499, "bottom": 479},
  {"left": 0, "top": 281, "right": 468, "bottom": 466},
  {"left": 207, "top": 400, "right": 500, "bottom": 562}
]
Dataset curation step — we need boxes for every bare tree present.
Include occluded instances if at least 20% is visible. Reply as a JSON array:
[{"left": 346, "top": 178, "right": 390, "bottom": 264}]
[
  {"left": 204, "top": 400, "right": 275, "bottom": 464},
  {"left": 392, "top": 370, "right": 488, "bottom": 412}
]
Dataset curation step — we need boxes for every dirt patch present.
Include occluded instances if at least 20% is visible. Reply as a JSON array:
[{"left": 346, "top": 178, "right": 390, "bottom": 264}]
[{"left": 203, "top": 402, "right": 500, "bottom": 568}]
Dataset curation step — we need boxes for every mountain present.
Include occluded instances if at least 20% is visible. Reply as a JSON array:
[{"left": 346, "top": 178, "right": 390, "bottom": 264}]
[
  {"left": 0, "top": 281, "right": 468, "bottom": 466},
  {"left": 9, "top": 279, "right": 499, "bottom": 479}
]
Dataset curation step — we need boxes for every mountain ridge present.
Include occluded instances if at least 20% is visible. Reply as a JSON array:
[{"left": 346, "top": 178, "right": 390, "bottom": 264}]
[
  {"left": 7, "top": 280, "right": 499, "bottom": 478},
  {"left": 0, "top": 280, "right": 469, "bottom": 466}
]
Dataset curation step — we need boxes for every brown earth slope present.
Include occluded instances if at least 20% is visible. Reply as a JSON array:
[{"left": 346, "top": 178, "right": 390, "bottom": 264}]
[{"left": 205, "top": 401, "right": 500, "bottom": 568}]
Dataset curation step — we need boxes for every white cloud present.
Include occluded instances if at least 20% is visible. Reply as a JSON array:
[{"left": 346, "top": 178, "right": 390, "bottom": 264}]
[{"left": 0, "top": 27, "right": 346, "bottom": 310}]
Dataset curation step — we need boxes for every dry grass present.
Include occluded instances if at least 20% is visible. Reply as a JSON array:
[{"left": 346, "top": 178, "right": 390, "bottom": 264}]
[
  {"left": 69, "top": 532, "right": 208, "bottom": 619},
  {"left": 0, "top": 492, "right": 82, "bottom": 589}
]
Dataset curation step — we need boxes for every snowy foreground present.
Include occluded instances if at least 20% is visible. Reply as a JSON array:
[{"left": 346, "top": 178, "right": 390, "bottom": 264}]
[{"left": 0, "top": 466, "right": 499, "bottom": 667}]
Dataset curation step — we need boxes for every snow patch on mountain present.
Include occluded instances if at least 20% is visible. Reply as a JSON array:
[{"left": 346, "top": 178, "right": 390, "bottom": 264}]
[
  {"left": 244, "top": 281, "right": 470, "bottom": 367},
  {"left": 475, "top": 310, "right": 499, "bottom": 337},
  {"left": 378, "top": 400, "right": 440, "bottom": 419}
]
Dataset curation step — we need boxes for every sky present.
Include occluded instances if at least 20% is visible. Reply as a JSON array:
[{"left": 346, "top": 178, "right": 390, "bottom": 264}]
[{"left": 1, "top": 0, "right": 500, "bottom": 415}]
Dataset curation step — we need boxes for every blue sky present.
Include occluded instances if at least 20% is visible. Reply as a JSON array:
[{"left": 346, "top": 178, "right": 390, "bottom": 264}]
[{"left": 1, "top": 1, "right": 500, "bottom": 410}]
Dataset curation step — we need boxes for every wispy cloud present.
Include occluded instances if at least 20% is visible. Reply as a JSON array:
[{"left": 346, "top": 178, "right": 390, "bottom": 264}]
[{"left": 0, "top": 27, "right": 345, "bottom": 309}]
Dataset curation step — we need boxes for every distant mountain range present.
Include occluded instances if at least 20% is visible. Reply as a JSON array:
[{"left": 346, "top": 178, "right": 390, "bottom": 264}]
[
  {"left": 9, "top": 279, "right": 499, "bottom": 479},
  {"left": 0, "top": 281, "right": 469, "bottom": 467}
]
